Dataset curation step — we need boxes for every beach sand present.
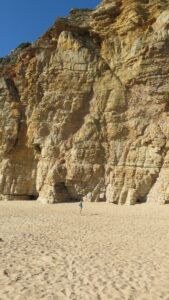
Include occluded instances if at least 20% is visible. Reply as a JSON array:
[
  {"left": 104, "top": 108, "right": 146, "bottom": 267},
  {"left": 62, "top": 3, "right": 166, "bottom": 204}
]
[{"left": 0, "top": 201, "right": 169, "bottom": 300}]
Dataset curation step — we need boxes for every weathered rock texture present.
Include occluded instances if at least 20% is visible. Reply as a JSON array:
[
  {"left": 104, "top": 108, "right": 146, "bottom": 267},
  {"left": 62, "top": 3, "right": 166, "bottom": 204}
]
[{"left": 1, "top": 0, "right": 169, "bottom": 204}]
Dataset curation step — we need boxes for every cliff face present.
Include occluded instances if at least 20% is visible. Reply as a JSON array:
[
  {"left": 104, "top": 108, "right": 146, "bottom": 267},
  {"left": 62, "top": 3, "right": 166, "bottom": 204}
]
[{"left": 1, "top": 0, "right": 169, "bottom": 204}]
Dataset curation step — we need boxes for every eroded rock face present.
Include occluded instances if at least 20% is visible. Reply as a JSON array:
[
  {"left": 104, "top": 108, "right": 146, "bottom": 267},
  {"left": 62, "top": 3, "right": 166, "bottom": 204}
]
[{"left": 1, "top": 0, "right": 169, "bottom": 204}]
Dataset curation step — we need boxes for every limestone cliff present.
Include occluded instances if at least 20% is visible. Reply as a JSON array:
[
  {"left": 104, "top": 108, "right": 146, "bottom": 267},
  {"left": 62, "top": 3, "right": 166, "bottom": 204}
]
[{"left": 1, "top": 0, "right": 169, "bottom": 204}]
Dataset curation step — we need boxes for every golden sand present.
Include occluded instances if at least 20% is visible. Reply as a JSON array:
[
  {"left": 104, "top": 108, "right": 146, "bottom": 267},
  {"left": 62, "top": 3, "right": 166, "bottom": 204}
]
[{"left": 0, "top": 201, "right": 169, "bottom": 300}]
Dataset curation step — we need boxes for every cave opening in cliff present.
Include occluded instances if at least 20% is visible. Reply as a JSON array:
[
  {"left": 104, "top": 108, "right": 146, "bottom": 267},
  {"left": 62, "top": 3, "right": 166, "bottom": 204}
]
[
  {"left": 26, "top": 185, "right": 39, "bottom": 201},
  {"left": 136, "top": 195, "right": 147, "bottom": 204},
  {"left": 54, "top": 182, "right": 81, "bottom": 202},
  {"left": 28, "top": 194, "right": 39, "bottom": 201},
  {"left": 5, "top": 193, "right": 39, "bottom": 201},
  {"left": 54, "top": 182, "right": 75, "bottom": 202}
]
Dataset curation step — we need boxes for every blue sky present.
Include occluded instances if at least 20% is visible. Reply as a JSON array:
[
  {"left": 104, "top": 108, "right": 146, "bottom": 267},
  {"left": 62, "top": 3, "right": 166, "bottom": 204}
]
[{"left": 0, "top": 0, "right": 100, "bottom": 57}]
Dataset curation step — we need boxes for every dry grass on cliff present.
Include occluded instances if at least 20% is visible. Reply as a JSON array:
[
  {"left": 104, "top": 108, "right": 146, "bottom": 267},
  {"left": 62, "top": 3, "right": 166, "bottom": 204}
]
[{"left": 0, "top": 201, "right": 169, "bottom": 300}]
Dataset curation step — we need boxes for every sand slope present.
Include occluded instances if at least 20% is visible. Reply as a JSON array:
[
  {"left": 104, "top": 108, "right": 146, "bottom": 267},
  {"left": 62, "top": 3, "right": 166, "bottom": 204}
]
[{"left": 0, "top": 202, "right": 169, "bottom": 299}]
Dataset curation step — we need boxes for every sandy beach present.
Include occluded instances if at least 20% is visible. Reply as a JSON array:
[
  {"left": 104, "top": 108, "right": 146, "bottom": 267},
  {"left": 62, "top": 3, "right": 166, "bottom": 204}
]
[{"left": 0, "top": 202, "right": 169, "bottom": 300}]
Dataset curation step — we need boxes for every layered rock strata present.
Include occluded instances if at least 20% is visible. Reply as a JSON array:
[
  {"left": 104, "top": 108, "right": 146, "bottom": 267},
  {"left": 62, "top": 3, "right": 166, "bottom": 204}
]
[{"left": 1, "top": 0, "right": 169, "bottom": 204}]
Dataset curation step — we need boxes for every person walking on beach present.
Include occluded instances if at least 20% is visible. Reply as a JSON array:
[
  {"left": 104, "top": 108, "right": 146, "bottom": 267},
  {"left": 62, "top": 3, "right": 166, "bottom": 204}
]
[{"left": 79, "top": 200, "right": 83, "bottom": 215}]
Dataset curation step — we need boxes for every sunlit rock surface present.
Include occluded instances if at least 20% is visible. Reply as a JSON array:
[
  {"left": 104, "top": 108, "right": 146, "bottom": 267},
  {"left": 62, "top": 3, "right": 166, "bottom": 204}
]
[{"left": 1, "top": 0, "right": 169, "bottom": 204}]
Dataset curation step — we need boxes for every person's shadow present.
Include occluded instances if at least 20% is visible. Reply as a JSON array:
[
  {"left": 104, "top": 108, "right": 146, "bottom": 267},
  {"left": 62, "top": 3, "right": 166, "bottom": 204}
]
[{"left": 90, "top": 213, "right": 99, "bottom": 216}]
